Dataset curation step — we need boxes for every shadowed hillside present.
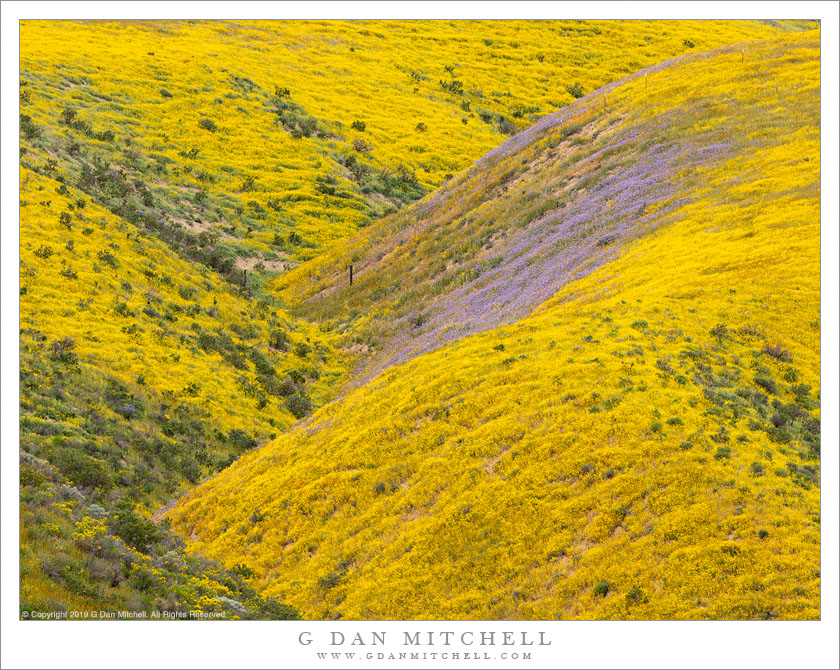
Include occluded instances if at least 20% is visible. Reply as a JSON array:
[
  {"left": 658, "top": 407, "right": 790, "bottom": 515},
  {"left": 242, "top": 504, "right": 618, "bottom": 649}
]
[{"left": 169, "top": 32, "right": 820, "bottom": 620}]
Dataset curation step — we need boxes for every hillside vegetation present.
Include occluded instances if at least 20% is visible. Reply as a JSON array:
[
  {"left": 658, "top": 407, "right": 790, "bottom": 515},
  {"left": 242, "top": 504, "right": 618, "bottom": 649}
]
[
  {"left": 20, "top": 19, "right": 803, "bottom": 282},
  {"left": 18, "top": 20, "right": 818, "bottom": 621},
  {"left": 169, "top": 32, "right": 821, "bottom": 620},
  {"left": 19, "top": 165, "right": 345, "bottom": 617}
]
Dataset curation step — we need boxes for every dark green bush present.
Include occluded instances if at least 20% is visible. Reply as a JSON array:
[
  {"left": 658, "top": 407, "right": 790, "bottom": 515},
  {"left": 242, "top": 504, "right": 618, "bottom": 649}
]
[
  {"left": 439, "top": 79, "right": 463, "bottom": 95},
  {"left": 53, "top": 448, "right": 112, "bottom": 490},
  {"left": 710, "top": 323, "right": 728, "bottom": 339},
  {"left": 593, "top": 581, "right": 610, "bottom": 597},
  {"left": 713, "top": 446, "right": 732, "bottom": 460},
  {"left": 34, "top": 245, "right": 54, "bottom": 259},
  {"left": 97, "top": 249, "right": 118, "bottom": 267},
  {"left": 229, "top": 428, "right": 258, "bottom": 450},
  {"left": 286, "top": 393, "right": 312, "bottom": 419},
  {"left": 49, "top": 337, "right": 78, "bottom": 365},
  {"left": 754, "top": 376, "right": 777, "bottom": 395},
  {"left": 259, "top": 598, "right": 301, "bottom": 620},
  {"left": 198, "top": 118, "right": 218, "bottom": 132},
  {"left": 409, "top": 313, "right": 428, "bottom": 329},
  {"left": 566, "top": 82, "right": 585, "bottom": 99},
  {"left": 318, "top": 572, "right": 342, "bottom": 590},
  {"left": 293, "top": 342, "right": 312, "bottom": 358},
  {"left": 269, "top": 329, "right": 289, "bottom": 351},
  {"left": 626, "top": 586, "right": 646, "bottom": 604},
  {"left": 20, "top": 113, "right": 40, "bottom": 139}
]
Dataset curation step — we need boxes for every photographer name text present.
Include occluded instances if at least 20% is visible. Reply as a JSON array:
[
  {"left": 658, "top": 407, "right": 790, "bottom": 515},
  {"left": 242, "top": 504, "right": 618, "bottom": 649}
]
[{"left": 298, "top": 631, "right": 551, "bottom": 647}]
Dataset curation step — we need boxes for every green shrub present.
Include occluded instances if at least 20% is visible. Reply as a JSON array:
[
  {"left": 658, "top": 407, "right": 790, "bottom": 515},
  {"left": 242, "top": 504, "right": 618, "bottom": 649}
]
[
  {"left": 108, "top": 500, "right": 160, "bottom": 552},
  {"left": 231, "top": 563, "right": 255, "bottom": 579},
  {"left": 286, "top": 393, "right": 312, "bottom": 419},
  {"left": 53, "top": 448, "right": 111, "bottom": 490},
  {"left": 710, "top": 323, "right": 727, "bottom": 339},
  {"left": 34, "top": 245, "right": 54, "bottom": 259},
  {"left": 710, "top": 424, "right": 730, "bottom": 443},
  {"left": 566, "top": 82, "right": 585, "bottom": 99},
  {"left": 626, "top": 586, "right": 646, "bottom": 604},
  {"left": 318, "top": 572, "right": 342, "bottom": 590},
  {"left": 49, "top": 336, "right": 78, "bottom": 365},
  {"left": 249, "top": 349, "right": 275, "bottom": 376},
  {"left": 791, "top": 383, "right": 810, "bottom": 397},
  {"left": 258, "top": 597, "right": 300, "bottom": 620},
  {"left": 713, "top": 446, "right": 731, "bottom": 460},
  {"left": 198, "top": 118, "right": 217, "bottom": 132},
  {"left": 269, "top": 329, "right": 289, "bottom": 351},
  {"left": 351, "top": 120, "right": 366, "bottom": 132},
  {"left": 593, "top": 581, "right": 610, "bottom": 597},
  {"left": 97, "top": 249, "right": 118, "bottom": 267},
  {"left": 229, "top": 428, "right": 258, "bottom": 450},
  {"left": 439, "top": 79, "right": 464, "bottom": 95},
  {"left": 20, "top": 464, "right": 46, "bottom": 487},
  {"left": 20, "top": 113, "right": 40, "bottom": 139},
  {"left": 293, "top": 342, "right": 312, "bottom": 358}
]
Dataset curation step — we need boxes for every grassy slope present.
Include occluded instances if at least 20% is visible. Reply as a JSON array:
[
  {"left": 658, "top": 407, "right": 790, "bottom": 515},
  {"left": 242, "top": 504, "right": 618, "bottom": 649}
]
[
  {"left": 18, "top": 19, "right": 812, "bottom": 619},
  {"left": 169, "top": 32, "right": 820, "bottom": 620},
  {"left": 274, "top": 27, "right": 819, "bottom": 384},
  {"left": 20, "top": 20, "right": 803, "bottom": 276},
  {"left": 19, "top": 168, "right": 343, "bottom": 618}
]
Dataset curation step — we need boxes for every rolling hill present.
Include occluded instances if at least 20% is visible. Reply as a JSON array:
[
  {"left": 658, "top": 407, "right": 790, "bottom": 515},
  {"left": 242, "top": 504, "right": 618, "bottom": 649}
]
[
  {"left": 20, "top": 19, "right": 806, "bottom": 278},
  {"left": 17, "top": 19, "right": 820, "bottom": 622},
  {"left": 168, "top": 31, "right": 821, "bottom": 620}
]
